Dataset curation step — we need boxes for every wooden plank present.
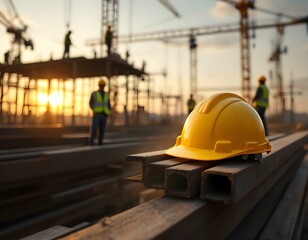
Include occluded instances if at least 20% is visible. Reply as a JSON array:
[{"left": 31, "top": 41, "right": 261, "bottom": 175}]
[
  {"left": 0, "top": 144, "right": 80, "bottom": 156},
  {"left": 0, "top": 167, "right": 116, "bottom": 225},
  {"left": 145, "top": 158, "right": 190, "bottom": 189},
  {"left": 60, "top": 142, "right": 306, "bottom": 240},
  {"left": 0, "top": 191, "right": 118, "bottom": 239},
  {"left": 139, "top": 189, "right": 165, "bottom": 204},
  {"left": 226, "top": 149, "right": 306, "bottom": 240},
  {"left": 125, "top": 174, "right": 143, "bottom": 183},
  {"left": 200, "top": 131, "right": 308, "bottom": 204},
  {"left": 20, "top": 225, "right": 73, "bottom": 240},
  {"left": 0, "top": 142, "right": 162, "bottom": 184},
  {"left": 258, "top": 153, "right": 308, "bottom": 240}
]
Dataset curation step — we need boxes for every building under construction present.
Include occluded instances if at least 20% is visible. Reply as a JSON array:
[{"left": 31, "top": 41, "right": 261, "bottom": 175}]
[{"left": 0, "top": 55, "right": 149, "bottom": 125}]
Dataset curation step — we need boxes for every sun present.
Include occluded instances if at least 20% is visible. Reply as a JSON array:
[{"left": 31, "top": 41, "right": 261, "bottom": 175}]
[
  {"left": 38, "top": 92, "right": 49, "bottom": 105},
  {"left": 49, "top": 92, "right": 62, "bottom": 107},
  {"left": 38, "top": 92, "right": 62, "bottom": 108}
]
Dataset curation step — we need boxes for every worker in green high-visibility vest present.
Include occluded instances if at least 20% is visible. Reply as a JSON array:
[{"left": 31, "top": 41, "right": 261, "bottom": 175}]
[
  {"left": 187, "top": 94, "right": 196, "bottom": 115},
  {"left": 252, "top": 75, "right": 269, "bottom": 136},
  {"left": 89, "top": 79, "right": 111, "bottom": 145}
]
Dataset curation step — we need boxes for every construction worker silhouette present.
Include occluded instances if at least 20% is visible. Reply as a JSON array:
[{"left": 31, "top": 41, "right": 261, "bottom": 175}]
[
  {"left": 105, "top": 26, "right": 113, "bottom": 56},
  {"left": 187, "top": 94, "right": 196, "bottom": 115},
  {"left": 89, "top": 79, "right": 111, "bottom": 145},
  {"left": 63, "top": 30, "right": 72, "bottom": 58},
  {"left": 252, "top": 75, "right": 269, "bottom": 136},
  {"left": 4, "top": 51, "right": 10, "bottom": 64}
]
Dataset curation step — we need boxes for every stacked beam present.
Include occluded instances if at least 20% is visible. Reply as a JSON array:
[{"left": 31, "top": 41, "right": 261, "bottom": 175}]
[
  {"left": 125, "top": 131, "right": 308, "bottom": 203},
  {"left": 0, "top": 136, "right": 175, "bottom": 239},
  {"left": 61, "top": 131, "right": 308, "bottom": 240}
]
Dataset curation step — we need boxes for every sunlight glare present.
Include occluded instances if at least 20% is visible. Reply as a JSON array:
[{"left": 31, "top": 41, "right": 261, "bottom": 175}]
[
  {"left": 38, "top": 92, "right": 49, "bottom": 105},
  {"left": 49, "top": 93, "right": 62, "bottom": 107},
  {"left": 38, "top": 92, "right": 62, "bottom": 108}
]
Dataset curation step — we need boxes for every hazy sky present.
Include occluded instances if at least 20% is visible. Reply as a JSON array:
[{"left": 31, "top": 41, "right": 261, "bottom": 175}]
[{"left": 1, "top": 0, "right": 307, "bottom": 114}]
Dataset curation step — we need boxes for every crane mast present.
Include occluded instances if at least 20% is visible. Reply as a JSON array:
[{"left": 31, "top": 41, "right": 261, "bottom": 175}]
[
  {"left": 86, "top": 1, "right": 307, "bottom": 105},
  {"left": 235, "top": 0, "right": 254, "bottom": 101},
  {"left": 101, "top": 0, "right": 119, "bottom": 57}
]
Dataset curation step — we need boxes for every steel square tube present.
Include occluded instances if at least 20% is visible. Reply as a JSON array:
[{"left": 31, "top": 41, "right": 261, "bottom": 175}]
[
  {"left": 125, "top": 150, "right": 175, "bottom": 183},
  {"left": 60, "top": 137, "right": 307, "bottom": 240},
  {"left": 200, "top": 131, "right": 308, "bottom": 204},
  {"left": 257, "top": 153, "right": 308, "bottom": 240},
  {"left": 166, "top": 161, "right": 218, "bottom": 198},
  {"left": 226, "top": 150, "right": 306, "bottom": 240},
  {"left": 145, "top": 158, "right": 190, "bottom": 189},
  {"left": 125, "top": 174, "right": 143, "bottom": 183}
]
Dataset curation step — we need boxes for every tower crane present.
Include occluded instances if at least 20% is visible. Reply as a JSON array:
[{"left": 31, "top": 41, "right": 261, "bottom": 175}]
[
  {"left": 268, "top": 23, "right": 287, "bottom": 112},
  {"left": 158, "top": 0, "right": 181, "bottom": 18},
  {"left": 98, "top": 0, "right": 180, "bottom": 57},
  {"left": 86, "top": 1, "right": 307, "bottom": 102},
  {"left": 218, "top": 0, "right": 299, "bottom": 102},
  {"left": 100, "top": 0, "right": 119, "bottom": 57},
  {"left": 189, "top": 33, "right": 197, "bottom": 96},
  {"left": 0, "top": 0, "right": 34, "bottom": 63}
]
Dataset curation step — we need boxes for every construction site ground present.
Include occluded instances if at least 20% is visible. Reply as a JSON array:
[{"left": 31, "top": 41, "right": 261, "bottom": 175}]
[{"left": 0, "top": 121, "right": 307, "bottom": 240}]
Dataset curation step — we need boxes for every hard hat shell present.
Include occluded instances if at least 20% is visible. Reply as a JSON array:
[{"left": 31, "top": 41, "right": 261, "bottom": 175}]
[
  {"left": 98, "top": 79, "right": 107, "bottom": 86},
  {"left": 165, "top": 93, "right": 271, "bottom": 161}
]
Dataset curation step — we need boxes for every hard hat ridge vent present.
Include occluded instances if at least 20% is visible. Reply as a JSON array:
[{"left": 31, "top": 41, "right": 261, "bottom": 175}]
[{"left": 198, "top": 92, "right": 246, "bottom": 114}]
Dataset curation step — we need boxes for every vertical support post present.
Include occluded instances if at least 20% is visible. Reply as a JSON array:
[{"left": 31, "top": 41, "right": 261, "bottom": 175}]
[
  {"left": 189, "top": 33, "right": 197, "bottom": 97},
  {"left": 72, "top": 78, "right": 76, "bottom": 126},
  {"left": 34, "top": 79, "right": 38, "bottom": 118},
  {"left": 125, "top": 73, "right": 129, "bottom": 126},
  {"left": 14, "top": 74, "right": 20, "bottom": 123},
  {"left": 290, "top": 79, "right": 294, "bottom": 124},
  {"left": 56, "top": 78, "right": 61, "bottom": 122},
  {"left": 62, "top": 79, "right": 66, "bottom": 124},
  {"left": 22, "top": 77, "right": 31, "bottom": 122},
  {"left": 47, "top": 79, "right": 51, "bottom": 113},
  {"left": 0, "top": 72, "right": 4, "bottom": 121},
  {"left": 276, "top": 26, "right": 286, "bottom": 112},
  {"left": 147, "top": 76, "right": 150, "bottom": 123}
]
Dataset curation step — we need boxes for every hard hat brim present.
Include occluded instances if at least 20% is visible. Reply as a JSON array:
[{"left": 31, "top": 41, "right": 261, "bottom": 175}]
[{"left": 165, "top": 142, "right": 271, "bottom": 161}]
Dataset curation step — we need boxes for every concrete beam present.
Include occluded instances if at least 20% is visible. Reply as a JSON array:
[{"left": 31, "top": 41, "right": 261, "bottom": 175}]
[{"left": 200, "top": 131, "right": 308, "bottom": 204}]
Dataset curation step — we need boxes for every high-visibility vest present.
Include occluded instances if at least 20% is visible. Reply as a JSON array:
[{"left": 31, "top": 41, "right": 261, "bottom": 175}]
[
  {"left": 92, "top": 91, "right": 110, "bottom": 115},
  {"left": 256, "top": 85, "right": 269, "bottom": 108},
  {"left": 187, "top": 99, "right": 196, "bottom": 111}
]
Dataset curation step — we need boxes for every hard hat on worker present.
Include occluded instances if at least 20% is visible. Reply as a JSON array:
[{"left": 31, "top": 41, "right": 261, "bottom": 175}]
[
  {"left": 165, "top": 93, "right": 271, "bottom": 161},
  {"left": 258, "top": 75, "right": 266, "bottom": 83},
  {"left": 98, "top": 79, "right": 107, "bottom": 87}
]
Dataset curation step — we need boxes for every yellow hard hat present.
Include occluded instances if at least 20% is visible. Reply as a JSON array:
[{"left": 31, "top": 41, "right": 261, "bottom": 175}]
[
  {"left": 98, "top": 79, "right": 106, "bottom": 86},
  {"left": 165, "top": 93, "right": 271, "bottom": 161},
  {"left": 258, "top": 75, "right": 266, "bottom": 82}
]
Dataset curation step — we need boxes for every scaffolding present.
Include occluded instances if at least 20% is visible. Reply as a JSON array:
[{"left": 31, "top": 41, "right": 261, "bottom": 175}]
[{"left": 0, "top": 55, "right": 146, "bottom": 125}]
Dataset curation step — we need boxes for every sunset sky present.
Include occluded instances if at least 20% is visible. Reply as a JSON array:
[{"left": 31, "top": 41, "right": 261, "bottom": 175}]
[{"left": 0, "top": 0, "right": 307, "bottom": 115}]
